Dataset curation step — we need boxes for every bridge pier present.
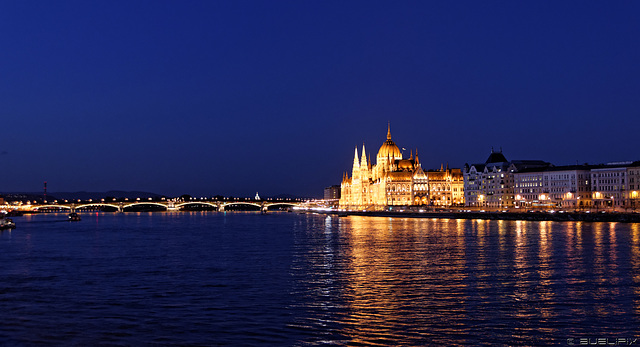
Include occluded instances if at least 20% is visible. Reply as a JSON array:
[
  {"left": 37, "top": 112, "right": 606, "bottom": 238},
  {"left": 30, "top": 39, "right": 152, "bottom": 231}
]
[{"left": 166, "top": 201, "right": 178, "bottom": 212}]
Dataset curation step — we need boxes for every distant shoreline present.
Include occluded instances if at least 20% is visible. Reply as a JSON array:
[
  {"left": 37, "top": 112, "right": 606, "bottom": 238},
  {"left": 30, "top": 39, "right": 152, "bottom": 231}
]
[{"left": 298, "top": 209, "right": 640, "bottom": 223}]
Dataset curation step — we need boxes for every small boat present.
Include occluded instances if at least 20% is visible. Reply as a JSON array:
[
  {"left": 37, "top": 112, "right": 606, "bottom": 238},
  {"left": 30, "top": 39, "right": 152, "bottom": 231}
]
[
  {"left": 68, "top": 212, "right": 81, "bottom": 221},
  {"left": 0, "top": 218, "right": 16, "bottom": 230}
]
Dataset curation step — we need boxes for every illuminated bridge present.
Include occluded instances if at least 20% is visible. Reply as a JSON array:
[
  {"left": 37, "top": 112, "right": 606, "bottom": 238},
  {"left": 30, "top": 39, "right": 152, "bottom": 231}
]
[{"left": 17, "top": 200, "right": 300, "bottom": 213}]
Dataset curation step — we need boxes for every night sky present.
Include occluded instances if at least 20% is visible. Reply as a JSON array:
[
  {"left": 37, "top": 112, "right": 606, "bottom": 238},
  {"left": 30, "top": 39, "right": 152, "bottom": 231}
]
[{"left": 1, "top": 1, "right": 639, "bottom": 198}]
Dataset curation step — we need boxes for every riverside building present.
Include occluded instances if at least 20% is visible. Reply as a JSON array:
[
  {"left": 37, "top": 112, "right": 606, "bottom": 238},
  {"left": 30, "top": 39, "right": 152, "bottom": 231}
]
[
  {"left": 591, "top": 162, "right": 640, "bottom": 210},
  {"left": 339, "top": 125, "right": 463, "bottom": 210},
  {"left": 513, "top": 162, "right": 640, "bottom": 211},
  {"left": 514, "top": 165, "right": 593, "bottom": 209},
  {"left": 467, "top": 154, "right": 640, "bottom": 211},
  {"left": 323, "top": 185, "right": 341, "bottom": 200},
  {"left": 463, "top": 149, "right": 550, "bottom": 208}
]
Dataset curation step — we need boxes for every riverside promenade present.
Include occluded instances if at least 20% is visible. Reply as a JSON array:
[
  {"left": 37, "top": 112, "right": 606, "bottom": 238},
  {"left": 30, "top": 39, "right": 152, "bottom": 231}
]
[{"left": 300, "top": 208, "right": 640, "bottom": 223}]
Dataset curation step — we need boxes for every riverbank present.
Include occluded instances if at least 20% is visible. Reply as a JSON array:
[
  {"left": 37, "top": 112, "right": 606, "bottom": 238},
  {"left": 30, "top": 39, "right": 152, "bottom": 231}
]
[{"left": 299, "top": 209, "right": 640, "bottom": 223}]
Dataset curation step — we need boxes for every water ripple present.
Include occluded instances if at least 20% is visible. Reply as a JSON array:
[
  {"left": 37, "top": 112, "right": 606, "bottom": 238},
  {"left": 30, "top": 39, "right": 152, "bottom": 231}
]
[{"left": 1, "top": 213, "right": 640, "bottom": 345}]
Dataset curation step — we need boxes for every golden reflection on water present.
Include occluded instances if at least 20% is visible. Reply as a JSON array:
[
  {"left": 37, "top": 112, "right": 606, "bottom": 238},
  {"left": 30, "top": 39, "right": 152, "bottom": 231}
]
[
  {"left": 476, "top": 219, "right": 486, "bottom": 249},
  {"left": 344, "top": 217, "right": 400, "bottom": 341},
  {"left": 514, "top": 220, "right": 527, "bottom": 279},
  {"left": 293, "top": 215, "right": 640, "bottom": 345},
  {"left": 537, "top": 221, "right": 555, "bottom": 319},
  {"left": 573, "top": 221, "right": 584, "bottom": 279},
  {"left": 565, "top": 221, "right": 575, "bottom": 256},
  {"left": 456, "top": 219, "right": 464, "bottom": 236},
  {"left": 497, "top": 220, "right": 507, "bottom": 255},
  {"left": 608, "top": 224, "right": 622, "bottom": 315},
  {"left": 335, "top": 216, "right": 473, "bottom": 343},
  {"left": 574, "top": 222, "right": 583, "bottom": 254},
  {"left": 591, "top": 223, "right": 608, "bottom": 317},
  {"left": 564, "top": 221, "right": 584, "bottom": 317},
  {"left": 609, "top": 222, "right": 618, "bottom": 265},
  {"left": 631, "top": 223, "right": 640, "bottom": 315},
  {"left": 593, "top": 222, "right": 604, "bottom": 273}
]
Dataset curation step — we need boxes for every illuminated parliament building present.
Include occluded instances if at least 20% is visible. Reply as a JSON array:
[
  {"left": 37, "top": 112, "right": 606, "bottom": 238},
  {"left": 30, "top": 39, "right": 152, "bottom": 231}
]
[{"left": 339, "top": 125, "right": 464, "bottom": 209}]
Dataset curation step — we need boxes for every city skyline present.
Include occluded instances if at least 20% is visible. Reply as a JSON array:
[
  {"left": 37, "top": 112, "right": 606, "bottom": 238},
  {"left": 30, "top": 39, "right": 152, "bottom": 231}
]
[{"left": 1, "top": 1, "right": 639, "bottom": 197}]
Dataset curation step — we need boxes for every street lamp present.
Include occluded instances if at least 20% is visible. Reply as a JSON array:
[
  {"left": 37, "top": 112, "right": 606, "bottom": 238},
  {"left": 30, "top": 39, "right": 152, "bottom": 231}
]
[
  {"left": 564, "top": 192, "right": 573, "bottom": 210},
  {"left": 611, "top": 196, "right": 615, "bottom": 212}
]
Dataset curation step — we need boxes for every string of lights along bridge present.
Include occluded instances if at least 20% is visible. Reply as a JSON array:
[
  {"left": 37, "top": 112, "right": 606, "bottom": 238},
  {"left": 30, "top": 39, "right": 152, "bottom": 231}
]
[{"left": 13, "top": 198, "right": 301, "bottom": 213}]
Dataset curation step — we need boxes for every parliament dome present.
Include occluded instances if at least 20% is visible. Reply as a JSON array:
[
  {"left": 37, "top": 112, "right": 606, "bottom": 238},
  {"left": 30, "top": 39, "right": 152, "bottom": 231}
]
[{"left": 377, "top": 125, "right": 403, "bottom": 160}]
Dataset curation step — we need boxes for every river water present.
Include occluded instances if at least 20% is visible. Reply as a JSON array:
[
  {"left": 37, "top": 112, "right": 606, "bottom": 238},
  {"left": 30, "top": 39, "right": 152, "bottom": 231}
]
[{"left": 1, "top": 212, "right": 639, "bottom": 345}]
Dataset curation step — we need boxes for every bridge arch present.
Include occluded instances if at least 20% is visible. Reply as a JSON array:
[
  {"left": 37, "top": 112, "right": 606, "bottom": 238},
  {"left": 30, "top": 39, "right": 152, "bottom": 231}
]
[
  {"left": 121, "top": 202, "right": 169, "bottom": 211},
  {"left": 32, "top": 205, "right": 71, "bottom": 211},
  {"left": 221, "top": 202, "right": 262, "bottom": 209},
  {"left": 175, "top": 202, "right": 219, "bottom": 210},
  {"left": 264, "top": 202, "right": 297, "bottom": 210},
  {"left": 265, "top": 202, "right": 297, "bottom": 207},
  {"left": 75, "top": 203, "right": 121, "bottom": 211}
]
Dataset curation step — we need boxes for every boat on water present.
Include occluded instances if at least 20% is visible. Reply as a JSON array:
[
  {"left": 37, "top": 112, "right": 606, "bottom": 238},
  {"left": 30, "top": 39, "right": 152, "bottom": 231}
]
[
  {"left": 68, "top": 212, "right": 81, "bottom": 221},
  {"left": 0, "top": 218, "right": 16, "bottom": 230}
]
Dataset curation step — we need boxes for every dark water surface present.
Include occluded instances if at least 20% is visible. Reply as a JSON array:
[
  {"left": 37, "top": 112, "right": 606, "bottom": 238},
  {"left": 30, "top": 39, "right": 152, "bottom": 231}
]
[{"left": 1, "top": 212, "right": 639, "bottom": 345}]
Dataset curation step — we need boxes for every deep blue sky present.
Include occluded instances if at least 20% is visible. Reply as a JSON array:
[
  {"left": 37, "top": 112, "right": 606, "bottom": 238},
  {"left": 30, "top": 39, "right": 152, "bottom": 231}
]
[{"left": 1, "top": 1, "right": 639, "bottom": 198}]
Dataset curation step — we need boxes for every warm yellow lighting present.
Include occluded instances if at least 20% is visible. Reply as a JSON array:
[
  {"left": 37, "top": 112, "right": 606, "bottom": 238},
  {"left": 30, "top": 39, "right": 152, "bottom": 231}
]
[
  {"left": 338, "top": 124, "right": 465, "bottom": 209},
  {"left": 479, "top": 194, "right": 485, "bottom": 201},
  {"left": 566, "top": 192, "right": 572, "bottom": 199},
  {"left": 540, "top": 194, "right": 546, "bottom": 200},
  {"left": 632, "top": 191, "right": 639, "bottom": 199}
]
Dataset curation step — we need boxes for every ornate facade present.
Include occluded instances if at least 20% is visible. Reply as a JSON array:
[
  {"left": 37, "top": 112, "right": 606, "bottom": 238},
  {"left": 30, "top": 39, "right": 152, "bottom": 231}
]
[
  {"left": 463, "top": 149, "right": 552, "bottom": 208},
  {"left": 339, "top": 125, "right": 464, "bottom": 210}
]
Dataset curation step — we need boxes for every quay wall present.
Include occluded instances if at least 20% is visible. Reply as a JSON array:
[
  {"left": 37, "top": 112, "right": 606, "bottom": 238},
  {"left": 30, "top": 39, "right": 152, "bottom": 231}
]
[{"left": 305, "top": 210, "right": 640, "bottom": 223}]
